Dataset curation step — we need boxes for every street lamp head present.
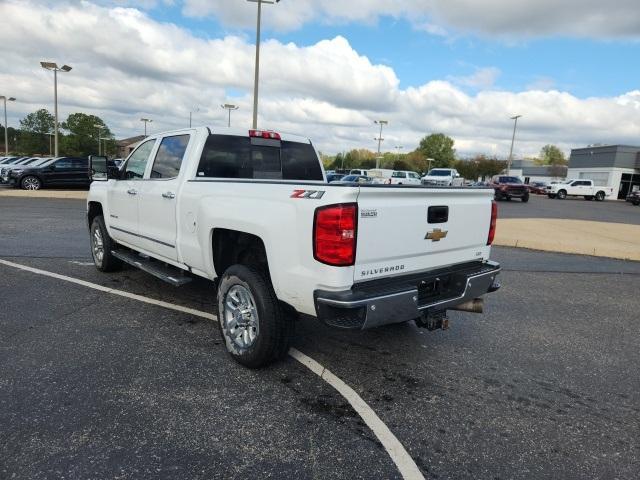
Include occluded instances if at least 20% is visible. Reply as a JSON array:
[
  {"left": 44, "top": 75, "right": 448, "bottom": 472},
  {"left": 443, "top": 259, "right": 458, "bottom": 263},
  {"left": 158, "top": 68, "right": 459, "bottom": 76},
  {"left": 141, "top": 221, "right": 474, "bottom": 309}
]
[
  {"left": 375, "top": 120, "right": 389, "bottom": 125},
  {"left": 221, "top": 103, "right": 239, "bottom": 110},
  {"left": 94, "top": 124, "right": 104, "bottom": 129},
  {"left": 8, "top": 97, "right": 16, "bottom": 102},
  {"left": 40, "top": 61, "right": 57, "bottom": 70},
  {"left": 140, "top": 118, "right": 152, "bottom": 123},
  {"left": 61, "top": 65, "right": 72, "bottom": 72},
  {"left": 510, "top": 114, "right": 522, "bottom": 120}
]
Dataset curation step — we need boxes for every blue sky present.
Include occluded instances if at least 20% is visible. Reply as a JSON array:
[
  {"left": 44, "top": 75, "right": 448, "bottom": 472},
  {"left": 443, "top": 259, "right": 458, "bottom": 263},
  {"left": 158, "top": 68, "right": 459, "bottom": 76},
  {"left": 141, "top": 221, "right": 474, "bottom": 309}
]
[{"left": 146, "top": 6, "right": 639, "bottom": 98}]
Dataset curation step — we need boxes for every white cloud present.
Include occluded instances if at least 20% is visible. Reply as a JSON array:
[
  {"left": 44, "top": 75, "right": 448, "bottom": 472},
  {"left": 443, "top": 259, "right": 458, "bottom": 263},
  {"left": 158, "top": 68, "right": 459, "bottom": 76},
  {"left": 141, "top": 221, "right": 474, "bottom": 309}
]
[
  {"left": 182, "top": 0, "right": 640, "bottom": 39},
  {"left": 448, "top": 67, "right": 501, "bottom": 90},
  {"left": 1, "top": 0, "right": 639, "bottom": 159}
]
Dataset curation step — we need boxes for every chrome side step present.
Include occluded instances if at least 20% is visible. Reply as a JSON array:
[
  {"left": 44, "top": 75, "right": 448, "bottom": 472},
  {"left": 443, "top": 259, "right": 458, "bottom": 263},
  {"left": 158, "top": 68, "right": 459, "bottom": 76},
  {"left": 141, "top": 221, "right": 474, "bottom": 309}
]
[{"left": 111, "top": 250, "right": 192, "bottom": 286}]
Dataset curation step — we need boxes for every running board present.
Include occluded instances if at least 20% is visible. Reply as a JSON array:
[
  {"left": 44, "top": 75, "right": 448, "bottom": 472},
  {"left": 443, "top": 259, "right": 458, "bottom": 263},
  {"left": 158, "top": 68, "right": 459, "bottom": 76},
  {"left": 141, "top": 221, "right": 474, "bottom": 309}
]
[{"left": 111, "top": 250, "right": 192, "bottom": 286}]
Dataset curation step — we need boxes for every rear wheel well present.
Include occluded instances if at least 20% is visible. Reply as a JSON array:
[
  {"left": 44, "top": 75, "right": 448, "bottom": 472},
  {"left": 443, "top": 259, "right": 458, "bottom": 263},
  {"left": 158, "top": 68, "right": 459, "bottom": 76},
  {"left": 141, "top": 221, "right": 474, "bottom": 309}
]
[
  {"left": 88, "top": 202, "right": 104, "bottom": 228},
  {"left": 212, "top": 229, "right": 269, "bottom": 278}
]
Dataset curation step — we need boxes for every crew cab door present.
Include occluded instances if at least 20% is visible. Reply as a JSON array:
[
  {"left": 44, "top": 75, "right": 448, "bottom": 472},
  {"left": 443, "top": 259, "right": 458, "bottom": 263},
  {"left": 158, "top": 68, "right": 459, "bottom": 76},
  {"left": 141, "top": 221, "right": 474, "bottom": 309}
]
[
  {"left": 135, "top": 133, "right": 192, "bottom": 261},
  {"left": 107, "top": 138, "right": 157, "bottom": 245}
]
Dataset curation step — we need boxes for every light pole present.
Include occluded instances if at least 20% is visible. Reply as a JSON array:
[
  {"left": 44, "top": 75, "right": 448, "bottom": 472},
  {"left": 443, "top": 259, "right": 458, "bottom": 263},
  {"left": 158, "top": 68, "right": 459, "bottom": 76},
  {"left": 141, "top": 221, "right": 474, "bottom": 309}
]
[
  {"left": 507, "top": 114, "right": 522, "bottom": 175},
  {"left": 374, "top": 120, "right": 388, "bottom": 168},
  {"left": 221, "top": 104, "right": 239, "bottom": 127},
  {"left": 1, "top": 95, "right": 16, "bottom": 156},
  {"left": 189, "top": 107, "right": 199, "bottom": 128},
  {"left": 394, "top": 145, "right": 404, "bottom": 161},
  {"left": 248, "top": 0, "right": 280, "bottom": 129},
  {"left": 40, "top": 62, "right": 72, "bottom": 157},
  {"left": 94, "top": 124, "right": 105, "bottom": 156},
  {"left": 140, "top": 118, "right": 153, "bottom": 137},
  {"left": 426, "top": 158, "right": 434, "bottom": 173}
]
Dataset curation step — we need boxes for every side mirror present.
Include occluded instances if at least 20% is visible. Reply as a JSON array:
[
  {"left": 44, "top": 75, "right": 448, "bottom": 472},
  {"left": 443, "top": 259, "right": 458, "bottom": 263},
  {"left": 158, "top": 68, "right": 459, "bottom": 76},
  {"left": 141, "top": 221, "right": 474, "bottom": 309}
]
[{"left": 89, "top": 155, "right": 115, "bottom": 181}]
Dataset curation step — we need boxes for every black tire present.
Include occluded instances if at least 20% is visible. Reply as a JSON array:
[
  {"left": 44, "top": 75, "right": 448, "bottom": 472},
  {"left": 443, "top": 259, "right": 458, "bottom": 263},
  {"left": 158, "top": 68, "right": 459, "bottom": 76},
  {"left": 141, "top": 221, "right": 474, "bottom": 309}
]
[
  {"left": 21, "top": 175, "right": 42, "bottom": 190},
  {"left": 521, "top": 193, "right": 529, "bottom": 203},
  {"left": 585, "top": 196, "right": 594, "bottom": 201},
  {"left": 90, "top": 216, "right": 121, "bottom": 272},
  {"left": 494, "top": 192, "right": 502, "bottom": 201},
  {"left": 217, "top": 264, "right": 293, "bottom": 368},
  {"left": 595, "top": 191, "right": 605, "bottom": 201},
  {"left": 547, "top": 194, "right": 556, "bottom": 199},
  {"left": 557, "top": 190, "right": 567, "bottom": 200},
  {"left": 633, "top": 200, "right": 640, "bottom": 206},
  {"left": 505, "top": 196, "right": 512, "bottom": 201}
]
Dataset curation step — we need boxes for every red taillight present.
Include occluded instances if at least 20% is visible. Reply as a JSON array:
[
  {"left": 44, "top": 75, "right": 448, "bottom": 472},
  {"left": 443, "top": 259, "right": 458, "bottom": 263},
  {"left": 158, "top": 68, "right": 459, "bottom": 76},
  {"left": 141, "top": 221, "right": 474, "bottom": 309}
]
[
  {"left": 487, "top": 200, "right": 498, "bottom": 245},
  {"left": 249, "top": 129, "right": 281, "bottom": 140},
  {"left": 314, "top": 203, "right": 358, "bottom": 266}
]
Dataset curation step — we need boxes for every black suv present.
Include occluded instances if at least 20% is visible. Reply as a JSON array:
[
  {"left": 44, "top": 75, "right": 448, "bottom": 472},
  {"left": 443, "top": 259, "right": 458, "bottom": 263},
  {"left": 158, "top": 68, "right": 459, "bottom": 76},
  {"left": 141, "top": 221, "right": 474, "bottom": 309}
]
[{"left": 8, "top": 157, "right": 89, "bottom": 190}]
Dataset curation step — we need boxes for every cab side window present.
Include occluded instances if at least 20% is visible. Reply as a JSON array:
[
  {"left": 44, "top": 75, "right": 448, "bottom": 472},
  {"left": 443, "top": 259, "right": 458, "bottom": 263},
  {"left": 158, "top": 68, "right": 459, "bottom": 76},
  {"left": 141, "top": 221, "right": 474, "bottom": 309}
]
[
  {"left": 124, "top": 139, "right": 156, "bottom": 179},
  {"left": 150, "top": 135, "right": 190, "bottom": 179},
  {"left": 54, "top": 158, "right": 74, "bottom": 169}
]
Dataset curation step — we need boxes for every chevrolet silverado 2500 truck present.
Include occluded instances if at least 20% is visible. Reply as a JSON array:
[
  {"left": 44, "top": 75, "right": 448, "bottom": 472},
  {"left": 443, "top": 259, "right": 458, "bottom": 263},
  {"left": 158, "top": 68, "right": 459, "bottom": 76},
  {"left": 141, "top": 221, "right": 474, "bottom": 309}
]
[{"left": 87, "top": 127, "right": 501, "bottom": 368}]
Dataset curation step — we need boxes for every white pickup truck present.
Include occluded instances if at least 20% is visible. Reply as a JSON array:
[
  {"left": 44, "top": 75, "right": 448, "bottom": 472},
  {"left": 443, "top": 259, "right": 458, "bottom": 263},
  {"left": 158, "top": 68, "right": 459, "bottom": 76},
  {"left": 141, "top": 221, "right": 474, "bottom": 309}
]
[
  {"left": 421, "top": 168, "right": 464, "bottom": 187},
  {"left": 87, "top": 127, "right": 501, "bottom": 367},
  {"left": 546, "top": 179, "right": 614, "bottom": 201}
]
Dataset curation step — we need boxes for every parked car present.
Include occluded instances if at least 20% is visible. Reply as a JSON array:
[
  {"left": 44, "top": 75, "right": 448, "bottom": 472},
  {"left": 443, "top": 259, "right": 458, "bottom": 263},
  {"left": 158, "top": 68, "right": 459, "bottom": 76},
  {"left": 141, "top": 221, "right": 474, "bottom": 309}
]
[
  {"left": 546, "top": 179, "right": 613, "bottom": 201},
  {"left": 349, "top": 169, "right": 369, "bottom": 176},
  {"left": 421, "top": 168, "right": 463, "bottom": 187},
  {"left": 527, "top": 181, "right": 548, "bottom": 194},
  {"left": 330, "top": 174, "right": 372, "bottom": 184},
  {"left": 389, "top": 170, "right": 421, "bottom": 185},
  {"left": 7, "top": 157, "right": 89, "bottom": 190},
  {"left": 627, "top": 190, "right": 640, "bottom": 206},
  {"left": 87, "top": 126, "right": 501, "bottom": 368},
  {"left": 491, "top": 175, "right": 529, "bottom": 202},
  {"left": 326, "top": 173, "right": 345, "bottom": 183}
]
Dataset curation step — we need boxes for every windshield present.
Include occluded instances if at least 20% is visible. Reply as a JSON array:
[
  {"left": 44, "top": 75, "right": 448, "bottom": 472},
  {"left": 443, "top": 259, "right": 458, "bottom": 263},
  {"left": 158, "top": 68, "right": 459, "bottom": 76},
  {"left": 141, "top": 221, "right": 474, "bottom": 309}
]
[
  {"left": 426, "top": 169, "right": 451, "bottom": 177},
  {"left": 498, "top": 176, "right": 522, "bottom": 184},
  {"left": 341, "top": 175, "right": 359, "bottom": 182}
]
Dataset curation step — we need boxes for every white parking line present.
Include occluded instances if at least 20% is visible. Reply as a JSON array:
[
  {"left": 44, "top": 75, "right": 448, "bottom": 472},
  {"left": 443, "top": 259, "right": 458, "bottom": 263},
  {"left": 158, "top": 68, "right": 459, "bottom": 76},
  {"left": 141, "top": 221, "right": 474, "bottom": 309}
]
[{"left": 0, "top": 258, "right": 424, "bottom": 480}]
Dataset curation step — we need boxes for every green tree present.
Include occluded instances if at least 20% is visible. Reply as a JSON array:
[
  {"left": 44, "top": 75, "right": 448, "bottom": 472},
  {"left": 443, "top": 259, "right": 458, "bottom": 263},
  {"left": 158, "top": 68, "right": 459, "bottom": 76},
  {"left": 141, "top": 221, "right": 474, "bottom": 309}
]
[
  {"left": 61, "top": 113, "right": 113, "bottom": 157},
  {"left": 392, "top": 159, "right": 410, "bottom": 170},
  {"left": 475, "top": 156, "right": 507, "bottom": 179},
  {"left": 536, "top": 144, "right": 567, "bottom": 166},
  {"left": 454, "top": 159, "right": 479, "bottom": 181},
  {"left": 417, "top": 133, "right": 456, "bottom": 168},
  {"left": 17, "top": 109, "right": 55, "bottom": 154}
]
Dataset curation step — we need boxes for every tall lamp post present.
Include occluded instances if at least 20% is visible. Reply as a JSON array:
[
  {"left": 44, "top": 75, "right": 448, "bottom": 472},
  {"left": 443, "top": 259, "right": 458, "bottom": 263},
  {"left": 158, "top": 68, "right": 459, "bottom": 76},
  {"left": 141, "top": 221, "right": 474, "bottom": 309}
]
[
  {"left": 374, "top": 120, "right": 388, "bottom": 168},
  {"left": 40, "top": 62, "right": 72, "bottom": 157},
  {"left": 394, "top": 145, "right": 404, "bottom": 161},
  {"left": 507, "top": 114, "right": 522, "bottom": 175},
  {"left": 221, "top": 104, "right": 239, "bottom": 127},
  {"left": 189, "top": 107, "right": 199, "bottom": 128},
  {"left": 247, "top": 0, "right": 280, "bottom": 129},
  {"left": 47, "top": 132, "right": 54, "bottom": 156},
  {"left": 1, "top": 95, "right": 16, "bottom": 156},
  {"left": 140, "top": 118, "right": 153, "bottom": 137},
  {"left": 94, "top": 124, "right": 105, "bottom": 156}
]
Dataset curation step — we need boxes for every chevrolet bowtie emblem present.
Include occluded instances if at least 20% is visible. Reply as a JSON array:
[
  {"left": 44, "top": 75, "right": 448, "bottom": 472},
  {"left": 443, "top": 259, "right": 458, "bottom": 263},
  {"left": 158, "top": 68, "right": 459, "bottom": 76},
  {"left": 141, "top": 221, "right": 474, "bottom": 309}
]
[{"left": 425, "top": 228, "right": 448, "bottom": 241}]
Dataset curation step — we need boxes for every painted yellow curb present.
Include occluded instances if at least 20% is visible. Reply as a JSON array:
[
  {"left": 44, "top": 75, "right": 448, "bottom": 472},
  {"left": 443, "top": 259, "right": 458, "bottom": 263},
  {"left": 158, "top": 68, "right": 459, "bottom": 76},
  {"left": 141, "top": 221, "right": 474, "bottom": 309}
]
[
  {"left": 495, "top": 218, "right": 640, "bottom": 261},
  {"left": 0, "top": 189, "right": 88, "bottom": 200}
]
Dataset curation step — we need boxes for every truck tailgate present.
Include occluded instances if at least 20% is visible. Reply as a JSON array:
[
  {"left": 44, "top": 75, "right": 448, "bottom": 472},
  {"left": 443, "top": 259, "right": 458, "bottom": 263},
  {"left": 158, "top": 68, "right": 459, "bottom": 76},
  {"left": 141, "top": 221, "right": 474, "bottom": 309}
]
[{"left": 354, "top": 187, "right": 494, "bottom": 282}]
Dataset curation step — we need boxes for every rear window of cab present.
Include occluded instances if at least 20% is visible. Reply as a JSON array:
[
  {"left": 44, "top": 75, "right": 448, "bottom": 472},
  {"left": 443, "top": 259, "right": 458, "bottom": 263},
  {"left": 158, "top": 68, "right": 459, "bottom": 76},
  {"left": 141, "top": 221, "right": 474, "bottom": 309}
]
[{"left": 197, "top": 134, "right": 323, "bottom": 181}]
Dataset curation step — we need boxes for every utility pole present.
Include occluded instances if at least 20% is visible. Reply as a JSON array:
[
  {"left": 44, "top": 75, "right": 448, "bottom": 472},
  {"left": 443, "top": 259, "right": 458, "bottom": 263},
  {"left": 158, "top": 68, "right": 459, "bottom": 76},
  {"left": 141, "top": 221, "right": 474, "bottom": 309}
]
[
  {"left": 0, "top": 95, "right": 16, "bottom": 156},
  {"left": 374, "top": 120, "right": 388, "bottom": 168},
  {"left": 221, "top": 104, "right": 239, "bottom": 127},
  {"left": 40, "top": 62, "right": 72, "bottom": 157},
  {"left": 247, "top": 0, "right": 280, "bottom": 129},
  {"left": 140, "top": 118, "right": 153, "bottom": 137},
  {"left": 507, "top": 115, "right": 522, "bottom": 175},
  {"left": 189, "top": 107, "right": 199, "bottom": 128}
]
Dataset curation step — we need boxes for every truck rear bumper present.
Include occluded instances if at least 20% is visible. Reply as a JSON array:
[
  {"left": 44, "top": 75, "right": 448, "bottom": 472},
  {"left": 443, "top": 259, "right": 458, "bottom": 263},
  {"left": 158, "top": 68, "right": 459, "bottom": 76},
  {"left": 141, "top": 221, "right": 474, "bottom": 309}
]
[{"left": 314, "top": 260, "right": 501, "bottom": 329}]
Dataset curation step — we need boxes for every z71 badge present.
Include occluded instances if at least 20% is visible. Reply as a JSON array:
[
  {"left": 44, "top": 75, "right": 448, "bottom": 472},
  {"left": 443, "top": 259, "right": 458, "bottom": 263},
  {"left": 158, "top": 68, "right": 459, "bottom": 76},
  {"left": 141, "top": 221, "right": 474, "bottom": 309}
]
[{"left": 290, "top": 190, "right": 326, "bottom": 199}]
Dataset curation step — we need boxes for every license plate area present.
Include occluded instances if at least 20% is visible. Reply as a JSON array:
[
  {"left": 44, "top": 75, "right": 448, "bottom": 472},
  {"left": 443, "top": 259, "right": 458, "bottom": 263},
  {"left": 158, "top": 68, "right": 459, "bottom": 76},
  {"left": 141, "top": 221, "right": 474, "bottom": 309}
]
[{"left": 417, "top": 273, "right": 466, "bottom": 307}]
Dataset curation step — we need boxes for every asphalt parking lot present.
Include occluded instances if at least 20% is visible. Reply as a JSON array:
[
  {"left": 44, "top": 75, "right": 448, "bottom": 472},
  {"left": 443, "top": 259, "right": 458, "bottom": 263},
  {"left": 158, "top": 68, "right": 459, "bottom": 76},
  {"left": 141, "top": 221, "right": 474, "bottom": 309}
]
[
  {"left": 498, "top": 193, "right": 640, "bottom": 225},
  {"left": 2, "top": 197, "right": 640, "bottom": 479}
]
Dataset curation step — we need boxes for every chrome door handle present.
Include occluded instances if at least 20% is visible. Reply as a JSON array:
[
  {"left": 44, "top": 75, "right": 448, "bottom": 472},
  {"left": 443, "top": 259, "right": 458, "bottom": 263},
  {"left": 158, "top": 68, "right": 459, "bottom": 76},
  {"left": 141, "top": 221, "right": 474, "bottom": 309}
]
[
  {"left": 162, "top": 192, "right": 176, "bottom": 199},
  {"left": 127, "top": 189, "right": 138, "bottom": 195}
]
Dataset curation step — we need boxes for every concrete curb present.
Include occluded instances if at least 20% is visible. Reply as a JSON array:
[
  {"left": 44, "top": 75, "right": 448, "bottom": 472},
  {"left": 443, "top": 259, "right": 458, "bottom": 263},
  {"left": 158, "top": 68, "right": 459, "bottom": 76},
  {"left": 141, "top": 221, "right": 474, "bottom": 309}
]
[
  {"left": 495, "top": 218, "right": 640, "bottom": 261},
  {"left": 0, "top": 189, "right": 88, "bottom": 200}
]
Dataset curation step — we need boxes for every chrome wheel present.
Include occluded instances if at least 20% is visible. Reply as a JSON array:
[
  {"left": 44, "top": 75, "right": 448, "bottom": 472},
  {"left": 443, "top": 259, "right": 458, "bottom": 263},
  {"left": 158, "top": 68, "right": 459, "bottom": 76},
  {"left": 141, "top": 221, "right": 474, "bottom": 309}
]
[
  {"left": 92, "top": 225, "right": 104, "bottom": 266},
  {"left": 22, "top": 176, "right": 41, "bottom": 190},
  {"left": 223, "top": 285, "right": 259, "bottom": 349}
]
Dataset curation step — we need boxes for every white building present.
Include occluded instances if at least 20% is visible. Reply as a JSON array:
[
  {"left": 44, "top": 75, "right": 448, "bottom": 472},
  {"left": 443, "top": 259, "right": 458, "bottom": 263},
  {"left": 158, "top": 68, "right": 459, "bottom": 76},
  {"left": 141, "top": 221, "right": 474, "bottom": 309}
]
[{"left": 568, "top": 145, "right": 640, "bottom": 200}]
